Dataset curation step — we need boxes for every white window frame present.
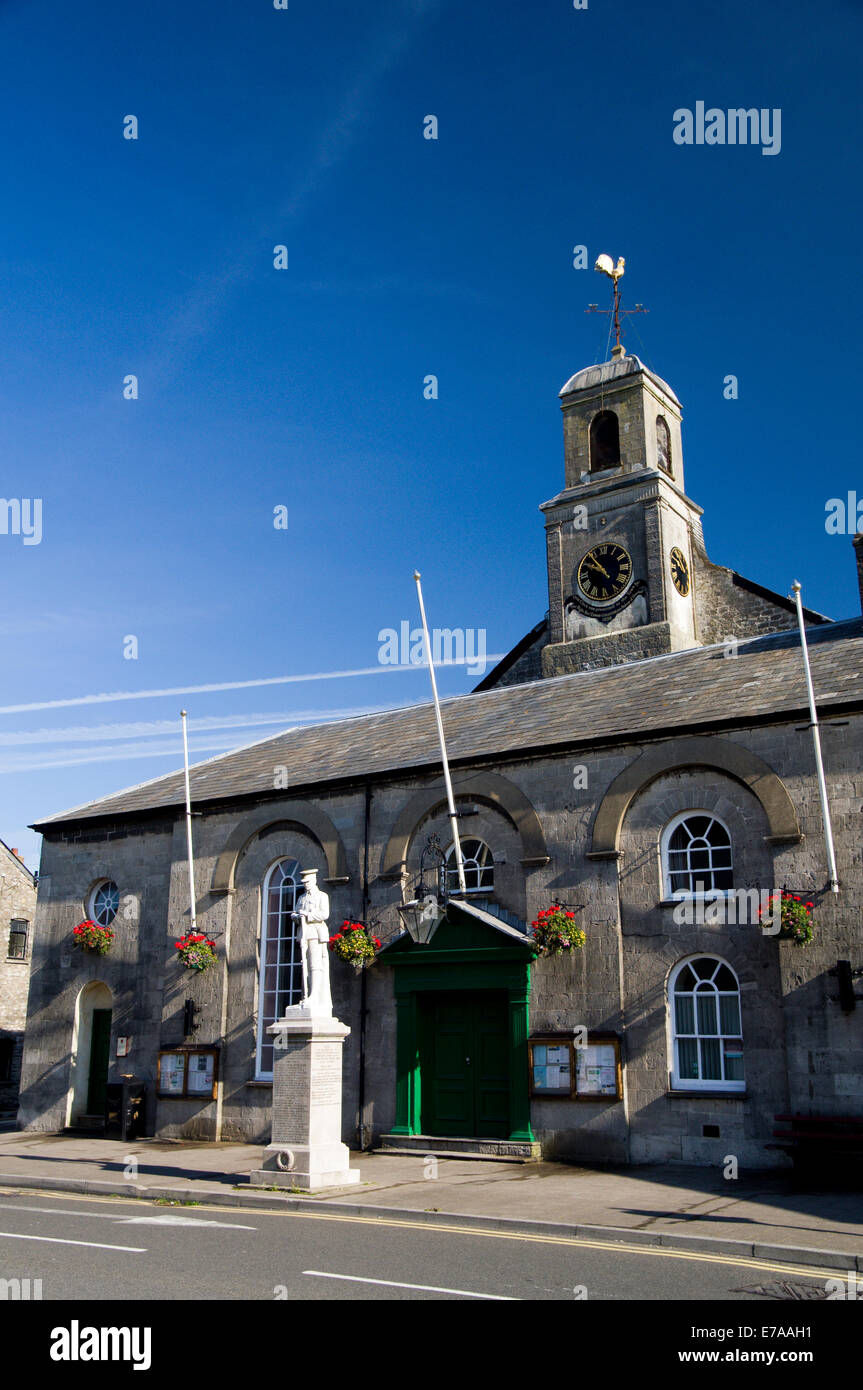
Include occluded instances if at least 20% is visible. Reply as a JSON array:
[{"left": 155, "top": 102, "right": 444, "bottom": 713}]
[
  {"left": 255, "top": 858, "right": 302, "bottom": 1079},
  {"left": 660, "top": 810, "right": 734, "bottom": 900},
  {"left": 446, "top": 838, "right": 494, "bottom": 894},
  {"left": 88, "top": 880, "right": 120, "bottom": 928},
  {"left": 667, "top": 955, "right": 745, "bottom": 1093}
]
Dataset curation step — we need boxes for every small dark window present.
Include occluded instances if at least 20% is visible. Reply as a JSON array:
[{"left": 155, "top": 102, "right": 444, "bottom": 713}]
[
  {"left": 589, "top": 410, "right": 621, "bottom": 471},
  {"left": 7, "top": 921, "right": 28, "bottom": 960},
  {"left": 703, "top": 1124, "right": 720, "bottom": 1138},
  {"left": 0, "top": 1039, "right": 13, "bottom": 1082},
  {"left": 656, "top": 416, "right": 672, "bottom": 474}
]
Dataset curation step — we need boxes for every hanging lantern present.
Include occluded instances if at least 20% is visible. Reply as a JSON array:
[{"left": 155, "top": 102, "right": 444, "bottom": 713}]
[{"left": 396, "top": 834, "right": 449, "bottom": 945}]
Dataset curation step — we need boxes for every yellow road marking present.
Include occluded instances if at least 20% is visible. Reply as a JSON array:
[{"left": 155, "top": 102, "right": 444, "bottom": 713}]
[{"left": 0, "top": 1183, "right": 843, "bottom": 1280}]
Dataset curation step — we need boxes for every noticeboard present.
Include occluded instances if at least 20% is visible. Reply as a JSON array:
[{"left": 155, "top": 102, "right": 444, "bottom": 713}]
[
  {"left": 529, "top": 1040, "right": 575, "bottom": 1097},
  {"left": 528, "top": 1033, "right": 622, "bottom": 1101},
  {"left": 157, "top": 1048, "right": 219, "bottom": 1100},
  {"left": 574, "top": 1037, "right": 622, "bottom": 1099}
]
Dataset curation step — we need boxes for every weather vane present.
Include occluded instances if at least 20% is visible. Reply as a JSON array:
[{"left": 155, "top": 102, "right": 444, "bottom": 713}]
[{"left": 586, "top": 254, "right": 648, "bottom": 357}]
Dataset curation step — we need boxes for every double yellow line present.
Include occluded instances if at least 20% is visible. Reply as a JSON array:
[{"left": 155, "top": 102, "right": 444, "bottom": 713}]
[{"left": 0, "top": 1184, "right": 841, "bottom": 1281}]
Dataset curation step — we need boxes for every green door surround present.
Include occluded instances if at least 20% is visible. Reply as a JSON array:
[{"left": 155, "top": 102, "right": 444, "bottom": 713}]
[{"left": 379, "top": 912, "right": 534, "bottom": 1143}]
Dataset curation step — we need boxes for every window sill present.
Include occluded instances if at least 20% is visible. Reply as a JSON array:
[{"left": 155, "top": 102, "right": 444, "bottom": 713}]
[
  {"left": 666, "top": 1089, "right": 747, "bottom": 1100},
  {"left": 658, "top": 896, "right": 736, "bottom": 908},
  {"left": 5, "top": 957, "right": 28, "bottom": 964},
  {"left": 246, "top": 1079, "right": 273, "bottom": 1089}
]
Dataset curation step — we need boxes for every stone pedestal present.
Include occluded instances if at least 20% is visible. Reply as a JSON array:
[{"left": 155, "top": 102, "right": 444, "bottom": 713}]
[{"left": 248, "top": 1010, "right": 360, "bottom": 1191}]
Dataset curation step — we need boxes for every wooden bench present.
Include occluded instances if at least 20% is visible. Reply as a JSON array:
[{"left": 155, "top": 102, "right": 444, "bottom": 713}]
[{"left": 770, "top": 1113, "right": 863, "bottom": 1183}]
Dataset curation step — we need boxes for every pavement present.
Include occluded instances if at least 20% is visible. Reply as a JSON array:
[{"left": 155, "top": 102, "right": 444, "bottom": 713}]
[{"left": 0, "top": 1128, "right": 861, "bottom": 1273}]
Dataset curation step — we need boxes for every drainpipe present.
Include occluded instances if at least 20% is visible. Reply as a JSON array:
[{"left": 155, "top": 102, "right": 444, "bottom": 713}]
[{"left": 358, "top": 779, "right": 372, "bottom": 1150}]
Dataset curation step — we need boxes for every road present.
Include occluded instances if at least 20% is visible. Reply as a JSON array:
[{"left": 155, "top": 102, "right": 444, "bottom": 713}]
[{"left": 0, "top": 1186, "right": 842, "bottom": 1301}]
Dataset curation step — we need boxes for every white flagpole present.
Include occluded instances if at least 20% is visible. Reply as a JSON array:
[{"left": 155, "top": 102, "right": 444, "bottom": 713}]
[
  {"left": 180, "top": 710, "right": 198, "bottom": 931},
  {"left": 413, "top": 572, "right": 467, "bottom": 894},
  {"left": 791, "top": 583, "right": 839, "bottom": 894}
]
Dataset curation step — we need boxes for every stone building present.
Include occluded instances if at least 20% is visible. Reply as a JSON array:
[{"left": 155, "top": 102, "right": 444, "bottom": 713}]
[
  {"left": 0, "top": 839, "right": 37, "bottom": 1123},
  {"left": 17, "top": 351, "right": 863, "bottom": 1168}
]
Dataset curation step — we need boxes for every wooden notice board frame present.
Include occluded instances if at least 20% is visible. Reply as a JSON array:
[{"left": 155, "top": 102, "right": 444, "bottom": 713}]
[
  {"left": 157, "top": 1047, "right": 219, "bottom": 1100},
  {"left": 528, "top": 1035, "right": 576, "bottom": 1098},
  {"left": 573, "top": 1033, "right": 622, "bottom": 1101},
  {"left": 528, "top": 1032, "right": 622, "bottom": 1101}
]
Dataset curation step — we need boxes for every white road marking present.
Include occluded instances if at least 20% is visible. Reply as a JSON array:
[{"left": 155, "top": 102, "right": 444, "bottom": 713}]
[
  {"left": 119, "top": 1214, "right": 256, "bottom": 1228},
  {"left": 303, "top": 1270, "right": 517, "bottom": 1299},
  {"left": 0, "top": 1231, "right": 145, "bottom": 1252},
  {"left": 0, "top": 1201, "right": 256, "bottom": 1230}
]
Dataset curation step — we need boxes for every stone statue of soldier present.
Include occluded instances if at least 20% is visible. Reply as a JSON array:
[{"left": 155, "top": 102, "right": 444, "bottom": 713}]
[{"left": 291, "top": 867, "right": 332, "bottom": 1016}]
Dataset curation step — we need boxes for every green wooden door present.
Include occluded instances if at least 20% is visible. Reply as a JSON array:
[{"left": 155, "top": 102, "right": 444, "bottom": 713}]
[
  {"left": 87, "top": 1009, "right": 112, "bottom": 1115},
  {"left": 420, "top": 993, "right": 510, "bottom": 1138}
]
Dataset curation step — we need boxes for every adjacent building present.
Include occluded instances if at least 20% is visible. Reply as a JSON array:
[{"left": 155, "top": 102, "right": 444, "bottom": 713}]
[{"left": 0, "top": 839, "right": 37, "bottom": 1123}]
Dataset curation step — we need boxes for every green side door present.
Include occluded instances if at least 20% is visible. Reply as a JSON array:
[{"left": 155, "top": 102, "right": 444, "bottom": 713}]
[{"left": 87, "top": 1009, "right": 112, "bottom": 1115}]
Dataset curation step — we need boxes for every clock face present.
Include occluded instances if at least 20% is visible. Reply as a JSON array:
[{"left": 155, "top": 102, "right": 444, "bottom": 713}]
[
  {"left": 576, "top": 543, "right": 633, "bottom": 604},
  {"left": 670, "top": 546, "right": 690, "bottom": 596}
]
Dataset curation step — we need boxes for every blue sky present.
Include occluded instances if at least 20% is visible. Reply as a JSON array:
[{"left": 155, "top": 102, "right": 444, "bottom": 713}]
[{"left": 2, "top": 0, "right": 861, "bottom": 871}]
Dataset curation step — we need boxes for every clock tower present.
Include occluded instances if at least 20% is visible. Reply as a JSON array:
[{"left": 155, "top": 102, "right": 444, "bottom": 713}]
[{"left": 540, "top": 350, "right": 703, "bottom": 677}]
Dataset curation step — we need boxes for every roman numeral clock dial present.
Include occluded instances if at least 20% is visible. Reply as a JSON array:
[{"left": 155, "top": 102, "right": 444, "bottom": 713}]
[
  {"left": 576, "top": 544, "right": 633, "bottom": 603},
  {"left": 670, "top": 546, "right": 690, "bottom": 596}
]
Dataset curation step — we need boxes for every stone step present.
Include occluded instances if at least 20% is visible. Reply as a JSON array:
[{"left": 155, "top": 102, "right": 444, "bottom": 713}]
[
  {"left": 377, "top": 1133, "right": 541, "bottom": 1162},
  {"left": 64, "top": 1117, "right": 106, "bottom": 1133}
]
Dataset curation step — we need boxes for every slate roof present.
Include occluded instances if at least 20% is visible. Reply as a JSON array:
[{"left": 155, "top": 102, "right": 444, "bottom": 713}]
[{"left": 32, "top": 619, "right": 863, "bottom": 831}]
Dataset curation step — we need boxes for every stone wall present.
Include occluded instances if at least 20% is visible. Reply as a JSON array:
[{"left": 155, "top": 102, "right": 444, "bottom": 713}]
[
  {"left": 693, "top": 552, "right": 823, "bottom": 647},
  {"left": 16, "top": 819, "right": 174, "bottom": 1132}
]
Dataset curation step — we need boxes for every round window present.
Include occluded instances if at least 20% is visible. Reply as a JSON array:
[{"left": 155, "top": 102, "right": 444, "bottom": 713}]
[{"left": 90, "top": 881, "right": 119, "bottom": 928}]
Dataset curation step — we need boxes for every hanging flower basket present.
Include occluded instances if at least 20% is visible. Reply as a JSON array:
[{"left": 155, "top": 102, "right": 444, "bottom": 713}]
[
  {"left": 175, "top": 932, "right": 218, "bottom": 971},
  {"left": 72, "top": 919, "right": 115, "bottom": 955},
  {"left": 758, "top": 891, "right": 815, "bottom": 946},
  {"left": 529, "top": 904, "right": 586, "bottom": 958},
  {"left": 328, "top": 921, "right": 381, "bottom": 970}
]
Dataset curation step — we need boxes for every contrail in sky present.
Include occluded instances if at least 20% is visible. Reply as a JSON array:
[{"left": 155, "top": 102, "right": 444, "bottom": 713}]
[{"left": 0, "top": 657, "right": 504, "bottom": 716}]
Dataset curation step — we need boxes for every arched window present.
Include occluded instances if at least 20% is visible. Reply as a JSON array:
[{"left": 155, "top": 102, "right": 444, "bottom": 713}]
[
  {"left": 656, "top": 415, "right": 672, "bottom": 475},
  {"left": 669, "top": 956, "right": 744, "bottom": 1091},
  {"left": 89, "top": 880, "right": 119, "bottom": 928},
  {"left": 589, "top": 410, "right": 621, "bottom": 471},
  {"left": 256, "top": 858, "right": 302, "bottom": 1076},
  {"left": 446, "top": 838, "right": 494, "bottom": 894},
  {"left": 662, "top": 812, "right": 733, "bottom": 897}
]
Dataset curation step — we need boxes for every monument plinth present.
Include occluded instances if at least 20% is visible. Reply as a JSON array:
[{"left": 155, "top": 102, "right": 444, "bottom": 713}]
[{"left": 248, "top": 868, "right": 360, "bottom": 1191}]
